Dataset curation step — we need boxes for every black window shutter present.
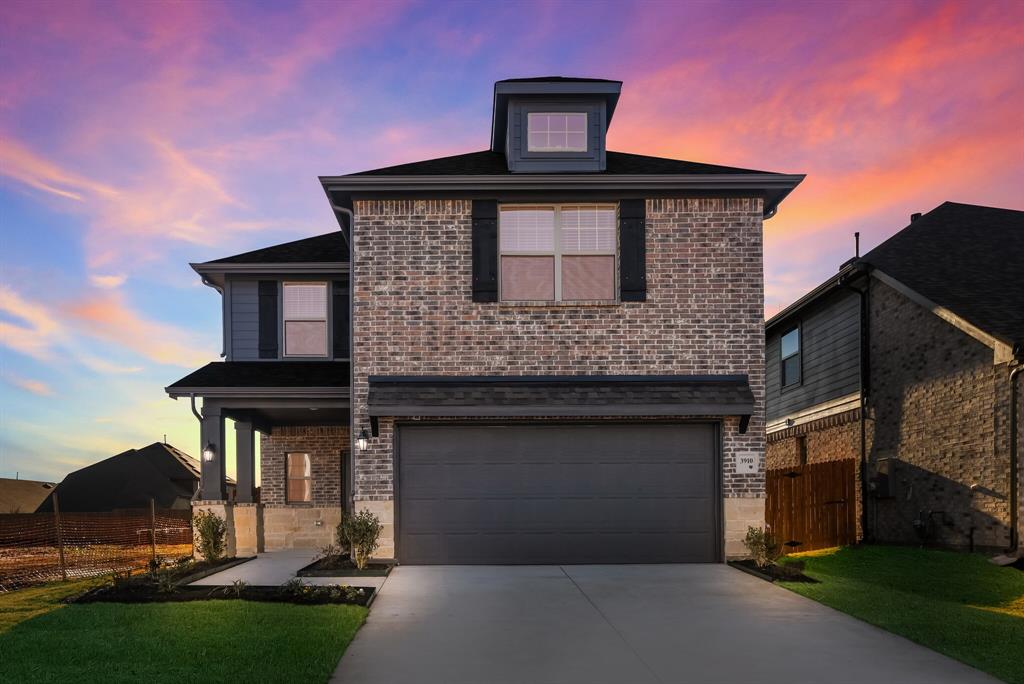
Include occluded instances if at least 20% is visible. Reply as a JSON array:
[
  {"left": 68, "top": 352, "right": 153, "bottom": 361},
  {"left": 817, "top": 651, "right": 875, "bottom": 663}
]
[
  {"left": 619, "top": 199, "right": 647, "bottom": 302},
  {"left": 471, "top": 200, "right": 499, "bottom": 302},
  {"left": 332, "top": 281, "right": 350, "bottom": 359},
  {"left": 258, "top": 280, "right": 278, "bottom": 358}
]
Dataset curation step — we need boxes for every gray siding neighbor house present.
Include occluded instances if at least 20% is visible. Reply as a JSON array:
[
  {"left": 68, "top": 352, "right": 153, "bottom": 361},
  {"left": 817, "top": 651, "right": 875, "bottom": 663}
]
[
  {"left": 168, "top": 76, "right": 804, "bottom": 561},
  {"left": 765, "top": 202, "right": 1024, "bottom": 553}
]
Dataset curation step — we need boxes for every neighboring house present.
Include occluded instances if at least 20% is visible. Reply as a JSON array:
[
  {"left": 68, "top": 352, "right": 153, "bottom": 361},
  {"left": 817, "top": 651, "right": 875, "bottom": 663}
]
[
  {"left": 765, "top": 202, "right": 1024, "bottom": 553},
  {"left": 168, "top": 76, "right": 804, "bottom": 561},
  {"left": 37, "top": 442, "right": 234, "bottom": 512},
  {"left": 0, "top": 478, "right": 56, "bottom": 514}
]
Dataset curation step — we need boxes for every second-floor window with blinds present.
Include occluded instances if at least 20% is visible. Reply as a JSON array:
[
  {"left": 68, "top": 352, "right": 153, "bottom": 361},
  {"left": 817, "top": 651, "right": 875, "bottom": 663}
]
[
  {"left": 283, "top": 282, "right": 328, "bottom": 357},
  {"left": 499, "top": 205, "right": 616, "bottom": 302}
]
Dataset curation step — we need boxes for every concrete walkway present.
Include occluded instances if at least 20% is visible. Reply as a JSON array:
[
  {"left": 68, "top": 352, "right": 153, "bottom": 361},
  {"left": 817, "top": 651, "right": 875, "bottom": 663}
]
[
  {"left": 189, "top": 550, "right": 388, "bottom": 589},
  {"left": 332, "top": 564, "right": 997, "bottom": 684}
]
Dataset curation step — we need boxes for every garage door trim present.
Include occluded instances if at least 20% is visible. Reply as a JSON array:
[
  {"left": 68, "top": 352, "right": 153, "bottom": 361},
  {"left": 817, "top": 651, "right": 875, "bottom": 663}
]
[{"left": 393, "top": 420, "right": 723, "bottom": 564}]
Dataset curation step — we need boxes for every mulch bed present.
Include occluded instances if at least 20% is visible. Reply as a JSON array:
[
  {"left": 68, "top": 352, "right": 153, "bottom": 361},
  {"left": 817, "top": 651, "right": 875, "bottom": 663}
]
[
  {"left": 728, "top": 559, "right": 818, "bottom": 583},
  {"left": 297, "top": 557, "right": 393, "bottom": 577},
  {"left": 73, "top": 583, "right": 374, "bottom": 606}
]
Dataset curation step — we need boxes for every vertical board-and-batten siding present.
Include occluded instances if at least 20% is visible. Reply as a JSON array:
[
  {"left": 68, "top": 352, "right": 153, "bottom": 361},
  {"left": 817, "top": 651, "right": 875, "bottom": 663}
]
[
  {"left": 766, "top": 289, "right": 861, "bottom": 421},
  {"left": 229, "top": 280, "right": 260, "bottom": 360}
]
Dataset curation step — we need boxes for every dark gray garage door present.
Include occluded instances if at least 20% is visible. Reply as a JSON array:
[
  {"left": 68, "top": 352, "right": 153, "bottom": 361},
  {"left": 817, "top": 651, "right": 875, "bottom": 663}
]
[{"left": 397, "top": 423, "right": 719, "bottom": 564}]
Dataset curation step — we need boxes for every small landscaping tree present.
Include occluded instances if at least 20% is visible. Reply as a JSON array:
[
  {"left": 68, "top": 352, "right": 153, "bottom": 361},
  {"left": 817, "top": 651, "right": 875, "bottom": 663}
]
[
  {"left": 340, "top": 509, "right": 382, "bottom": 570},
  {"left": 193, "top": 509, "right": 228, "bottom": 562},
  {"left": 743, "top": 526, "right": 781, "bottom": 568}
]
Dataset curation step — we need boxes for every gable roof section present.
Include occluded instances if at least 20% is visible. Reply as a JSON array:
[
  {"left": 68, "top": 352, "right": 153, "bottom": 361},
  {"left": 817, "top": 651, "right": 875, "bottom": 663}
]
[
  {"left": 198, "top": 232, "right": 347, "bottom": 265},
  {"left": 344, "top": 150, "right": 775, "bottom": 177},
  {"left": 862, "top": 202, "right": 1024, "bottom": 349}
]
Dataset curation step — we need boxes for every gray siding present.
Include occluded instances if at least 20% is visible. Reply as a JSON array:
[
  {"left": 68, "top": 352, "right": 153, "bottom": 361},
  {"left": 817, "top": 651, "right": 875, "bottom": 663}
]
[
  {"left": 766, "top": 289, "right": 862, "bottom": 421},
  {"left": 506, "top": 99, "right": 606, "bottom": 173},
  {"left": 229, "top": 280, "right": 260, "bottom": 360}
]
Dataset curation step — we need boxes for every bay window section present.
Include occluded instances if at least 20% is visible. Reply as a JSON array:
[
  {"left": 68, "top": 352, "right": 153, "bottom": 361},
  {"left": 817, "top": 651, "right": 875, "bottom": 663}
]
[
  {"left": 499, "top": 205, "right": 616, "bottom": 302},
  {"left": 283, "top": 282, "right": 328, "bottom": 357}
]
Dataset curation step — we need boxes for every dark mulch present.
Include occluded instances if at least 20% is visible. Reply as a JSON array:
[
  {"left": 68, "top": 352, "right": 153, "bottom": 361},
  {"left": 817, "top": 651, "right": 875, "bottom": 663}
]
[
  {"left": 73, "top": 583, "right": 374, "bottom": 606},
  {"left": 297, "top": 557, "right": 393, "bottom": 577},
  {"left": 728, "top": 559, "right": 818, "bottom": 583}
]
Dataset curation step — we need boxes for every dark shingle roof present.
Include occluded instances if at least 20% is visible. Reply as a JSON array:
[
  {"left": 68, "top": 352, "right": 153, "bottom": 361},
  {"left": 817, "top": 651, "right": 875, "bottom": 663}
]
[
  {"left": 201, "top": 232, "right": 346, "bottom": 265},
  {"left": 167, "top": 361, "right": 350, "bottom": 390},
  {"left": 367, "top": 375, "right": 754, "bottom": 417},
  {"left": 496, "top": 76, "right": 622, "bottom": 84},
  {"left": 862, "top": 202, "right": 1024, "bottom": 347},
  {"left": 346, "top": 150, "right": 775, "bottom": 177}
]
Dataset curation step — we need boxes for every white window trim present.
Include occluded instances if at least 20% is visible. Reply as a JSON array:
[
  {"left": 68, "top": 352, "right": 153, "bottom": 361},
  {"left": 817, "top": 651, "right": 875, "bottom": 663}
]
[
  {"left": 526, "top": 112, "right": 588, "bottom": 152},
  {"left": 282, "top": 281, "right": 329, "bottom": 358},
  {"left": 498, "top": 204, "right": 617, "bottom": 302}
]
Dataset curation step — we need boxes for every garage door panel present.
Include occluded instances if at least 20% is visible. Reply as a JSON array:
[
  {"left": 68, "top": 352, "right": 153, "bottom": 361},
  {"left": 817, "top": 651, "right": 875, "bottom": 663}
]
[{"left": 398, "top": 424, "right": 719, "bottom": 564}]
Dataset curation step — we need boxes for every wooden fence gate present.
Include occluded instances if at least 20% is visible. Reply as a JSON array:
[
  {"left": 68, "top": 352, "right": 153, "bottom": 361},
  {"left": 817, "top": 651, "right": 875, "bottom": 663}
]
[{"left": 766, "top": 459, "right": 857, "bottom": 554}]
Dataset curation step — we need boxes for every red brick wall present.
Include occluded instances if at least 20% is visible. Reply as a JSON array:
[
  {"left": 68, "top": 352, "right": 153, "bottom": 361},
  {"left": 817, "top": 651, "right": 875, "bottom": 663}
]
[
  {"left": 868, "top": 280, "right": 1013, "bottom": 550},
  {"left": 259, "top": 426, "right": 347, "bottom": 507},
  {"left": 350, "top": 198, "right": 767, "bottom": 503}
]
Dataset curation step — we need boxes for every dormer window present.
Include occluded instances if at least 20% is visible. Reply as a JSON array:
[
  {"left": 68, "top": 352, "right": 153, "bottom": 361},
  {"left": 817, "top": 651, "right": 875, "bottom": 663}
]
[{"left": 527, "top": 112, "right": 587, "bottom": 152}]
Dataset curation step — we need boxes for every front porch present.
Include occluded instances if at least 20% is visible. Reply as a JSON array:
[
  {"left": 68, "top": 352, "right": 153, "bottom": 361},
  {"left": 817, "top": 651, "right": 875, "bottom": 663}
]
[{"left": 166, "top": 361, "right": 351, "bottom": 555}]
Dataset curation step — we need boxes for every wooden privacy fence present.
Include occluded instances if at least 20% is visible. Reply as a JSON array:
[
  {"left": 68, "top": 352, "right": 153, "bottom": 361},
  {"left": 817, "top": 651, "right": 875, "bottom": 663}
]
[
  {"left": 766, "top": 459, "right": 857, "bottom": 554},
  {"left": 0, "top": 497, "right": 193, "bottom": 591}
]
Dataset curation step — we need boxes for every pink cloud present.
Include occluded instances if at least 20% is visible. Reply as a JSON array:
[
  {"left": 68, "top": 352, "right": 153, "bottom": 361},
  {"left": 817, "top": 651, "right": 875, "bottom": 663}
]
[{"left": 7, "top": 376, "right": 54, "bottom": 397}]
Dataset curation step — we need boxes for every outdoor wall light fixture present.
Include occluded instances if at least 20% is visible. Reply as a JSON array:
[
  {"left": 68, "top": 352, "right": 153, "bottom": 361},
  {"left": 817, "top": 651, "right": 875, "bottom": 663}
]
[
  {"left": 202, "top": 443, "right": 216, "bottom": 462},
  {"left": 357, "top": 429, "right": 369, "bottom": 451}
]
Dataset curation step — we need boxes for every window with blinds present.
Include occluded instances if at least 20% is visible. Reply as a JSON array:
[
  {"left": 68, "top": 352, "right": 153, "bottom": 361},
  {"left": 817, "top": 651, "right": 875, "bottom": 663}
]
[
  {"left": 499, "top": 205, "right": 616, "bottom": 302},
  {"left": 283, "top": 282, "right": 328, "bottom": 356}
]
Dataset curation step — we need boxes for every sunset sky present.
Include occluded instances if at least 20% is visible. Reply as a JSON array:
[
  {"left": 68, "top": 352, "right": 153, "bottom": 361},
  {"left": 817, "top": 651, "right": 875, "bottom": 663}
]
[{"left": 1, "top": 0, "right": 1022, "bottom": 482}]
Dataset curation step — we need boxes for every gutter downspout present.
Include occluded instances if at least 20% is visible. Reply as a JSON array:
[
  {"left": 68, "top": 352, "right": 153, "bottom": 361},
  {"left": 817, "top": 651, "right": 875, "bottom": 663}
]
[
  {"left": 841, "top": 263, "right": 871, "bottom": 542},
  {"left": 200, "top": 276, "right": 227, "bottom": 358},
  {"left": 1009, "top": 357, "right": 1022, "bottom": 554},
  {"left": 332, "top": 201, "right": 356, "bottom": 516}
]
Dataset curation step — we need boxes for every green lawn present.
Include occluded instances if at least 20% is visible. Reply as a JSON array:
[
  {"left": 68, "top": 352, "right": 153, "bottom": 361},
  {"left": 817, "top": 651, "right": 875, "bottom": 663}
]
[
  {"left": 0, "top": 581, "right": 367, "bottom": 684},
  {"left": 780, "top": 546, "right": 1024, "bottom": 684}
]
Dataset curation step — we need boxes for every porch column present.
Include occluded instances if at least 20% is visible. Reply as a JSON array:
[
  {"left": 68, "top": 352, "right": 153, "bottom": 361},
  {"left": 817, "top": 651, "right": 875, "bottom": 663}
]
[
  {"left": 199, "top": 405, "right": 227, "bottom": 500},
  {"left": 235, "top": 421, "right": 256, "bottom": 503}
]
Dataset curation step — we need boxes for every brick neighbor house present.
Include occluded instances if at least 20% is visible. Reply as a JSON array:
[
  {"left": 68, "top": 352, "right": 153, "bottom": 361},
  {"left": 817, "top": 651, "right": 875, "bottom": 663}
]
[
  {"left": 765, "top": 202, "right": 1024, "bottom": 554},
  {"left": 167, "top": 76, "right": 804, "bottom": 561}
]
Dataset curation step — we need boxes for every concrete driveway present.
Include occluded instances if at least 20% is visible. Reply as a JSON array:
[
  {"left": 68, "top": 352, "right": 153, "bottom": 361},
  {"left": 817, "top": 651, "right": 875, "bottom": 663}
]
[{"left": 332, "top": 564, "right": 996, "bottom": 684}]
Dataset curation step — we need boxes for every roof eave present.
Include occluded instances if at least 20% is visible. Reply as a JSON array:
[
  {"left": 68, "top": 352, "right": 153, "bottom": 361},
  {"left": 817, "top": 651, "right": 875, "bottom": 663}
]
[
  {"left": 765, "top": 262, "right": 866, "bottom": 334},
  {"left": 191, "top": 262, "right": 349, "bottom": 284},
  {"left": 165, "top": 386, "right": 349, "bottom": 399},
  {"left": 322, "top": 173, "right": 805, "bottom": 218}
]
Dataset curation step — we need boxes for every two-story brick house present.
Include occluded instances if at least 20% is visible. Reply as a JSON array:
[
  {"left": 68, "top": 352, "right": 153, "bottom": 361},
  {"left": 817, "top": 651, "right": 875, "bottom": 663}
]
[
  {"left": 168, "top": 77, "right": 804, "bottom": 561},
  {"left": 765, "top": 202, "right": 1023, "bottom": 554}
]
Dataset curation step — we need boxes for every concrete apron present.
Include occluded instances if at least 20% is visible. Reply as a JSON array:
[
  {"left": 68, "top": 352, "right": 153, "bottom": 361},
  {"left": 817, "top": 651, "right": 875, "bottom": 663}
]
[{"left": 331, "top": 564, "right": 999, "bottom": 684}]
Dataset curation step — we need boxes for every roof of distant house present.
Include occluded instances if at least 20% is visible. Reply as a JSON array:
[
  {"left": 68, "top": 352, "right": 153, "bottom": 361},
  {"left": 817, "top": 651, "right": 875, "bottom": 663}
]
[{"left": 0, "top": 478, "right": 56, "bottom": 514}]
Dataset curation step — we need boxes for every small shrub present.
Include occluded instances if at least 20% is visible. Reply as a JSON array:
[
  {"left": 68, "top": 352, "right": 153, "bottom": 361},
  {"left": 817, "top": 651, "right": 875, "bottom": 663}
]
[
  {"left": 110, "top": 570, "right": 132, "bottom": 590},
  {"left": 156, "top": 572, "right": 177, "bottom": 594},
  {"left": 227, "top": 579, "right": 248, "bottom": 598},
  {"left": 193, "top": 509, "right": 228, "bottom": 562},
  {"left": 340, "top": 509, "right": 383, "bottom": 570},
  {"left": 316, "top": 543, "right": 343, "bottom": 565},
  {"left": 282, "top": 578, "right": 305, "bottom": 596},
  {"left": 743, "top": 526, "right": 781, "bottom": 568}
]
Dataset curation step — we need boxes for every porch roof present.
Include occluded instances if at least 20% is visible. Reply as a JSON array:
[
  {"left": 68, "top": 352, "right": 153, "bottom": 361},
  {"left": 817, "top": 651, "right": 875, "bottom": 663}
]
[
  {"left": 166, "top": 361, "right": 350, "bottom": 399},
  {"left": 366, "top": 374, "right": 754, "bottom": 418}
]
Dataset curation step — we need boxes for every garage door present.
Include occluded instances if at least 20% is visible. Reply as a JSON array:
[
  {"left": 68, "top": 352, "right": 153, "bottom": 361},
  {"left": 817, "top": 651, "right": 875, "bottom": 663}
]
[{"left": 397, "top": 423, "right": 719, "bottom": 564}]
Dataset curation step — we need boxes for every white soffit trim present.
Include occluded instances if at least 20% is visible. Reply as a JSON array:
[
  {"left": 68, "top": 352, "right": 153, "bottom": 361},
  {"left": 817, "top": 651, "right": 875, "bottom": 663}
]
[
  {"left": 871, "top": 270, "right": 1014, "bottom": 364},
  {"left": 767, "top": 392, "right": 861, "bottom": 434}
]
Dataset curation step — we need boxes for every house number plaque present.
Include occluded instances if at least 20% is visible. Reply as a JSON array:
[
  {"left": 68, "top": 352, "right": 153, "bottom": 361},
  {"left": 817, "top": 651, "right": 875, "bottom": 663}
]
[{"left": 735, "top": 452, "right": 758, "bottom": 475}]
